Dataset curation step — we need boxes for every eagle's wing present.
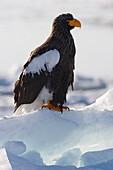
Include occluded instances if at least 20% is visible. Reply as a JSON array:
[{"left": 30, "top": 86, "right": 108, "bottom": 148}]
[{"left": 13, "top": 49, "right": 60, "bottom": 111}]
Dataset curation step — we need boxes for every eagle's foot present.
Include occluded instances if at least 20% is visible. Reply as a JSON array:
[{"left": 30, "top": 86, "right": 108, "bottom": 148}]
[
  {"left": 42, "top": 101, "right": 70, "bottom": 113},
  {"left": 42, "top": 101, "right": 60, "bottom": 112},
  {"left": 59, "top": 106, "right": 70, "bottom": 112}
]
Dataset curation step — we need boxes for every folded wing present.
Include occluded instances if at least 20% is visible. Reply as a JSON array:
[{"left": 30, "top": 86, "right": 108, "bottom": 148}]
[{"left": 13, "top": 49, "right": 60, "bottom": 111}]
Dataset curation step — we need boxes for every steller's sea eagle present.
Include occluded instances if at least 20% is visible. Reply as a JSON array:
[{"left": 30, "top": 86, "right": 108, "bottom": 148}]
[{"left": 13, "top": 13, "right": 81, "bottom": 114}]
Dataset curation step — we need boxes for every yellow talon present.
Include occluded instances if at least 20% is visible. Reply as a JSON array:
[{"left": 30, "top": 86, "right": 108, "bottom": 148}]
[
  {"left": 42, "top": 101, "right": 70, "bottom": 113},
  {"left": 42, "top": 101, "right": 60, "bottom": 112}
]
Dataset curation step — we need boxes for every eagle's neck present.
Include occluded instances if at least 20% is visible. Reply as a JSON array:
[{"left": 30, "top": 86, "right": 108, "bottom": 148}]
[
  {"left": 52, "top": 29, "right": 71, "bottom": 40},
  {"left": 51, "top": 30, "right": 75, "bottom": 58}
]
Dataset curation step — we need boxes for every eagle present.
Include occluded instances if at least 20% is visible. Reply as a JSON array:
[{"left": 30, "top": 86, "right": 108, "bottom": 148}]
[{"left": 13, "top": 13, "right": 81, "bottom": 114}]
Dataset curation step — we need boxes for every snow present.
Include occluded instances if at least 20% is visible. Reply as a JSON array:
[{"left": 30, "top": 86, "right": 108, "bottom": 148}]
[
  {"left": 80, "top": 148, "right": 113, "bottom": 167},
  {"left": 24, "top": 49, "right": 60, "bottom": 75},
  {"left": 1, "top": 69, "right": 113, "bottom": 168},
  {"left": 0, "top": 88, "right": 113, "bottom": 169},
  {"left": 22, "top": 150, "right": 44, "bottom": 166},
  {"left": 1, "top": 148, "right": 39, "bottom": 170},
  {"left": 0, "top": 65, "right": 113, "bottom": 169},
  {"left": 89, "top": 159, "right": 113, "bottom": 170},
  {"left": 0, "top": 148, "right": 102, "bottom": 170},
  {"left": 86, "top": 88, "right": 113, "bottom": 111},
  {"left": 95, "top": 88, "right": 113, "bottom": 111},
  {"left": 3, "top": 141, "right": 26, "bottom": 155},
  {"left": 0, "top": 148, "right": 12, "bottom": 170},
  {"left": 55, "top": 148, "right": 82, "bottom": 167},
  {"left": 75, "top": 75, "right": 107, "bottom": 91}
]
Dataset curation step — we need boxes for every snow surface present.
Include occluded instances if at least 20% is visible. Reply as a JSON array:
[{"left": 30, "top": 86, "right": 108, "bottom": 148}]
[
  {"left": 0, "top": 148, "right": 12, "bottom": 170},
  {"left": 0, "top": 148, "right": 102, "bottom": 170},
  {"left": 22, "top": 150, "right": 44, "bottom": 166},
  {"left": 24, "top": 49, "right": 60, "bottom": 75},
  {"left": 2, "top": 141, "right": 26, "bottom": 155},
  {"left": 80, "top": 148, "right": 113, "bottom": 167},
  {"left": 85, "top": 88, "right": 113, "bottom": 111},
  {"left": 0, "top": 88, "right": 113, "bottom": 170},
  {"left": 75, "top": 75, "right": 107, "bottom": 91},
  {"left": 55, "top": 148, "right": 82, "bottom": 167},
  {"left": 89, "top": 159, "right": 113, "bottom": 170},
  {"left": 1, "top": 148, "right": 40, "bottom": 170}
]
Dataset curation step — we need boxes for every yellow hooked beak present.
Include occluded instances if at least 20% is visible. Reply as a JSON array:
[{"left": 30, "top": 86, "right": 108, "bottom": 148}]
[{"left": 68, "top": 18, "right": 81, "bottom": 28}]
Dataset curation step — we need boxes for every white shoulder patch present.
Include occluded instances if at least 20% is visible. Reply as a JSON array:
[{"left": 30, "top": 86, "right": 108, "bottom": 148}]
[{"left": 24, "top": 49, "right": 60, "bottom": 75}]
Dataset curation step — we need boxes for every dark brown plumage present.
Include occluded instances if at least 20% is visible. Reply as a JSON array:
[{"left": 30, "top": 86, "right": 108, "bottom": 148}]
[{"left": 13, "top": 13, "right": 81, "bottom": 113}]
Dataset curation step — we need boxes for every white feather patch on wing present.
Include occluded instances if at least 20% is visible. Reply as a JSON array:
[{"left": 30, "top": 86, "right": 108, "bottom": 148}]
[{"left": 24, "top": 49, "right": 60, "bottom": 75}]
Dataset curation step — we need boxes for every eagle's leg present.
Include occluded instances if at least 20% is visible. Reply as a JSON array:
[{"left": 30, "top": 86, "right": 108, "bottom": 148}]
[{"left": 42, "top": 101, "right": 70, "bottom": 112}]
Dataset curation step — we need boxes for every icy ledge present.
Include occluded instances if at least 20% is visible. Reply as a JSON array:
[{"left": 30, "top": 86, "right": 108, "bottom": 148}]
[
  {"left": 0, "top": 148, "right": 103, "bottom": 170},
  {"left": 0, "top": 88, "right": 113, "bottom": 169},
  {"left": 83, "top": 88, "right": 113, "bottom": 111}
]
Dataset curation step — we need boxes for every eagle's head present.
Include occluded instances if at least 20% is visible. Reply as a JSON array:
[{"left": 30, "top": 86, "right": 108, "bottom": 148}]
[{"left": 52, "top": 13, "right": 81, "bottom": 33}]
